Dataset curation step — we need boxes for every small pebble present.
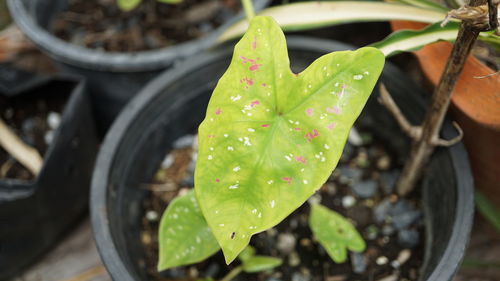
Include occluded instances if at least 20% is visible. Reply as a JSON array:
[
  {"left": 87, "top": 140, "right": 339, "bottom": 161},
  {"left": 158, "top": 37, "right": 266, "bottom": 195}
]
[
  {"left": 288, "top": 251, "right": 301, "bottom": 267},
  {"left": 398, "top": 229, "right": 419, "bottom": 248},
  {"left": 381, "top": 225, "right": 395, "bottom": 236},
  {"left": 307, "top": 193, "right": 322, "bottom": 205},
  {"left": 342, "top": 195, "right": 356, "bottom": 208},
  {"left": 161, "top": 153, "right": 174, "bottom": 169},
  {"left": 266, "top": 228, "right": 278, "bottom": 237},
  {"left": 44, "top": 130, "right": 55, "bottom": 145},
  {"left": 348, "top": 127, "right": 363, "bottom": 146},
  {"left": 326, "top": 275, "right": 347, "bottom": 281},
  {"left": 374, "top": 199, "right": 392, "bottom": 223},
  {"left": 376, "top": 155, "right": 391, "bottom": 170},
  {"left": 377, "top": 273, "right": 399, "bottom": 281},
  {"left": 203, "top": 262, "right": 220, "bottom": 277},
  {"left": 292, "top": 272, "right": 310, "bottom": 281},
  {"left": 351, "top": 180, "right": 378, "bottom": 199},
  {"left": 350, "top": 252, "right": 367, "bottom": 274},
  {"left": 173, "top": 134, "right": 195, "bottom": 149},
  {"left": 396, "top": 249, "right": 412, "bottom": 265},
  {"left": 47, "top": 112, "right": 61, "bottom": 129},
  {"left": 376, "top": 256, "right": 389, "bottom": 265},
  {"left": 277, "top": 233, "right": 297, "bottom": 254},
  {"left": 338, "top": 167, "right": 363, "bottom": 185},
  {"left": 146, "top": 210, "right": 158, "bottom": 221},
  {"left": 392, "top": 210, "right": 422, "bottom": 230},
  {"left": 380, "top": 170, "right": 400, "bottom": 194},
  {"left": 188, "top": 267, "right": 199, "bottom": 278},
  {"left": 300, "top": 238, "right": 312, "bottom": 247}
]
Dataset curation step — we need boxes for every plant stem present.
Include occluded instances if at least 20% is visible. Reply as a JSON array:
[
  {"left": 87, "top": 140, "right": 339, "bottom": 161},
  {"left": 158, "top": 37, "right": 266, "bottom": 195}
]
[
  {"left": 395, "top": 0, "right": 489, "bottom": 196},
  {"left": 241, "top": 0, "right": 255, "bottom": 21},
  {"left": 220, "top": 266, "right": 243, "bottom": 281}
]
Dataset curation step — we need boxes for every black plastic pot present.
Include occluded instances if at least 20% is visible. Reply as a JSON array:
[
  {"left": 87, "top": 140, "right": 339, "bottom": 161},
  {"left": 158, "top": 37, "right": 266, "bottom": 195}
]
[
  {"left": 7, "top": 0, "right": 269, "bottom": 132},
  {"left": 90, "top": 37, "right": 474, "bottom": 281},
  {"left": 0, "top": 77, "right": 99, "bottom": 280}
]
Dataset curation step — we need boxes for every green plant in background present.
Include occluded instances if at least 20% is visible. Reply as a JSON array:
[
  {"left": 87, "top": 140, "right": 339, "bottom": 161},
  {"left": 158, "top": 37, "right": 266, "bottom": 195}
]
[
  {"left": 157, "top": 13, "right": 384, "bottom": 278},
  {"left": 217, "top": 1, "right": 499, "bottom": 56},
  {"left": 117, "top": 0, "right": 182, "bottom": 12}
]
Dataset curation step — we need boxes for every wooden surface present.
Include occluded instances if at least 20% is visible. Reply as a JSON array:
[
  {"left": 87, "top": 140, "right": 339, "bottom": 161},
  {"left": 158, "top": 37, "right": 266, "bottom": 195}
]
[{"left": 11, "top": 218, "right": 111, "bottom": 281}]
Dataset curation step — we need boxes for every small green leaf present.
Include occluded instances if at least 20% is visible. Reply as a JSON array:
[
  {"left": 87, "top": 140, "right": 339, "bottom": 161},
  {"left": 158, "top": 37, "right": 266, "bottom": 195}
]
[
  {"left": 158, "top": 0, "right": 183, "bottom": 4},
  {"left": 242, "top": 256, "right": 283, "bottom": 273},
  {"left": 238, "top": 246, "right": 256, "bottom": 263},
  {"left": 117, "top": 0, "right": 142, "bottom": 11},
  {"left": 158, "top": 190, "right": 220, "bottom": 271},
  {"left": 309, "top": 204, "right": 365, "bottom": 263},
  {"left": 196, "top": 15, "right": 384, "bottom": 264},
  {"left": 475, "top": 191, "right": 500, "bottom": 233}
]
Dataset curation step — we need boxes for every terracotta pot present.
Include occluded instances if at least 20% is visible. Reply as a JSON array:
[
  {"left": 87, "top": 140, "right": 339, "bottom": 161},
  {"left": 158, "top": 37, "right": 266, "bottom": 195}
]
[{"left": 391, "top": 21, "right": 500, "bottom": 206}]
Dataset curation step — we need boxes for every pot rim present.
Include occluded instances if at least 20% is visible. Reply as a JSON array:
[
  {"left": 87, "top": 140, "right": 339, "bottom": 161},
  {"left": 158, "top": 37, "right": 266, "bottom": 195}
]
[
  {"left": 90, "top": 36, "right": 474, "bottom": 281},
  {"left": 7, "top": 0, "right": 267, "bottom": 72}
]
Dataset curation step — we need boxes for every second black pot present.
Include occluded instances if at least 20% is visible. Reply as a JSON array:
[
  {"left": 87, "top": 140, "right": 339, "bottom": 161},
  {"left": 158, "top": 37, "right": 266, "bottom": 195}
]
[
  {"left": 8, "top": 0, "right": 269, "bottom": 132},
  {"left": 90, "top": 37, "right": 474, "bottom": 281}
]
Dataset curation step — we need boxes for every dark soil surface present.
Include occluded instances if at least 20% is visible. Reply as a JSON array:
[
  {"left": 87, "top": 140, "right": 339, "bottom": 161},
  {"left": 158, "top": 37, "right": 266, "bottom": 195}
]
[
  {"left": 0, "top": 94, "right": 65, "bottom": 180},
  {"left": 52, "top": 0, "right": 240, "bottom": 52},
  {"left": 140, "top": 128, "right": 424, "bottom": 281}
]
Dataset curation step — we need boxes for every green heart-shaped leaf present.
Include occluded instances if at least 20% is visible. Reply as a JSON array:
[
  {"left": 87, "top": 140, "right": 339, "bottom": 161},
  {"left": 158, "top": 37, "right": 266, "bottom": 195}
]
[
  {"left": 158, "top": 190, "right": 220, "bottom": 271},
  {"left": 242, "top": 256, "right": 283, "bottom": 273},
  {"left": 195, "top": 16, "right": 384, "bottom": 264},
  {"left": 309, "top": 204, "right": 365, "bottom": 263}
]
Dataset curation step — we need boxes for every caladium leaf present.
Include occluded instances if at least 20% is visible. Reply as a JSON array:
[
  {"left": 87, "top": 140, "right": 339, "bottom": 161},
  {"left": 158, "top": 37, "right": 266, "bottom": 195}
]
[
  {"left": 309, "top": 204, "right": 365, "bottom": 263},
  {"left": 195, "top": 16, "right": 384, "bottom": 264},
  {"left": 157, "top": 190, "right": 220, "bottom": 271}
]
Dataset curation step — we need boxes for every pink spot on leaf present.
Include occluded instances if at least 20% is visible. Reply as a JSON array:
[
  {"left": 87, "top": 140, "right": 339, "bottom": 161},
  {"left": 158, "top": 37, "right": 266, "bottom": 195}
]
[
  {"left": 327, "top": 122, "right": 337, "bottom": 130},
  {"left": 240, "top": 56, "right": 262, "bottom": 72},
  {"left": 282, "top": 177, "right": 292, "bottom": 184},
  {"left": 305, "top": 129, "right": 320, "bottom": 142},
  {"left": 252, "top": 36, "right": 257, "bottom": 50},
  {"left": 216, "top": 178, "right": 220, "bottom": 183},
  {"left": 250, "top": 100, "right": 260, "bottom": 107},
  {"left": 215, "top": 108, "right": 222, "bottom": 115},
  {"left": 327, "top": 106, "right": 342, "bottom": 115},
  {"left": 305, "top": 108, "right": 314, "bottom": 116},
  {"left": 240, "top": 77, "right": 254, "bottom": 87},
  {"left": 294, "top": 128, "right": 301, "bottom": 131},
  {"left": 261, "top": 124, "right": 270, "bottom": 128},
  {"left": 295, "top": 156, "right": 307, "bottom": 164},
  {"left": 208, "top": 135, "right": 215, "bottom": 138}
]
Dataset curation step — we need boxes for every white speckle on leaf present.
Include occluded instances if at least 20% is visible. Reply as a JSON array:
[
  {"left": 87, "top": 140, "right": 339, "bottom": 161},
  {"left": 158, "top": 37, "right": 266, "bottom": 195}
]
[
  {"left": 227, "top": 146, "right": 234, "bottom": 151},
  {"left": 267, "top": 180, "right": 274, "bottom": 184},
  {"left": 258, "top": 212, "right": 262, "bottom": 218},
  {"left": 210, "top": 147, "right": 214, "bottom": 151},
  {"left": 247, "top": 128, "right": 255, "bottom": 132},
  {"left": 295, "top": 121, "right": 299, "bottom": 125},
  {"left": 238, "top": 137, "right": 243, "bottom": 142},
  {"left": 252, "top": 209, "right": 257, "bottom": 214},
  {"left": 279, "top": 73, "right": 283, "bottom": 79},
  {"left": 210, "top": 118, "right": 214, "bottom": 122},
  {"left": 353, "top": 74, "right": 363, "bottom": 80},
  {"left": 243, "top": 137, "right": 252, "bottom": 146},
  {"left": 215, "top": 210, "right": 219, "bottom": 214},
  {"left": 285, "top": 155, "right": 292, "bottom": 161},
  {"left": 315, "top": 154, "right": 320, "bottom": 159},
  {"left": 323, "top": 66, "right": 327, "bottom": 71},
  {"left": 219, "top": 223, "right": 225, "bottom": 227},
  {"left": 300, "top": 168, "right": 305, "bottom": 172},
  {"left": 321, "top": 157, "right": 326, "bottom": 162},
  {"left": 208, "top": 155, "right": 213, "bottom": 160},
  {"left": 336, "top": 63, "right": 340, "bottom": 66},
  {"left": 308, "top": 84, "right": 312, "bottom": 89},
  {"left": 270, "top": 200, "right": 276, "bottom": 208},
  {"left": 266, "top": 109, "right": 270, "bottom": 112},
  {"left": 224, "top": 134, "right": 229, "bottom": 137},
  {"left": 288, "top": 119, "right": 294, "bottom": 123},
  {"left": 229, "top": 183, "right": 239, "bottom": 189},
  {"left": 335, "top": 82, "right": 339, "bottom": 87},
  {"left": 172, "top": 213, "right": 178, "bottom": 219},
  {"left": 364, "top": 71, "right": 370, "bottom": 75},
  {"left": 231, "top": 95, "right": 242, "bottom": 101},
  {"left": 324, "top": 144, "right": 330, "bottom": 150},
  {"left": 233, "top": 166, "right": 241, "bottom": 172},
  {"left": 303, "top": 180, "right": 308, "bottom": 184},
  {"left": 247, "top": 113, "right": 253, "bottom": 116}
]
